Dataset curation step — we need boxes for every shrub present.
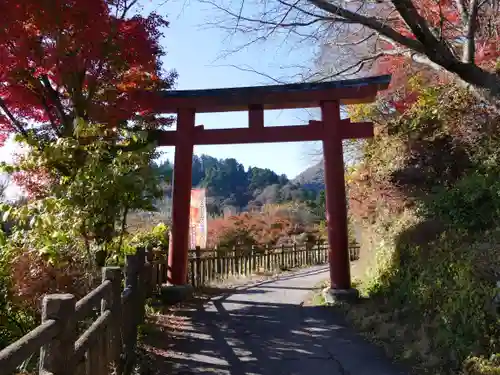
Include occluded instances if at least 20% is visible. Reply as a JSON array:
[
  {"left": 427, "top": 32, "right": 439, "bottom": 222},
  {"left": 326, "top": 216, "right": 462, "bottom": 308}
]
[
  {"left": 423, "top": 173, "right": 500, "bottom": 232},
  {"left": 344, "top": 78, "right": 500, "bottom": 374},
  {"left": 10, "top": 250, "right": 89, "bottom": 311},
  {"left": 207, "top": 203, "right": 322, "bottom": 248}
]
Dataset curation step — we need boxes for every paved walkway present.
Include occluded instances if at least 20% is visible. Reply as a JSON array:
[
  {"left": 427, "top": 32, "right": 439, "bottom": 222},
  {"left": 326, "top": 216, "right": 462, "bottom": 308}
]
[{"left": 144, "top": 265, "right": 410, "bottom": 375}]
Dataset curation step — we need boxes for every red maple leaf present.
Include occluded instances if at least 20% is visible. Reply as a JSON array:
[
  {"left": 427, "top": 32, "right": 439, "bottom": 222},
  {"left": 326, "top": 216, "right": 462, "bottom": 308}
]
[{"left": 0, "top": 0, "right": 177, "bottom": 195}]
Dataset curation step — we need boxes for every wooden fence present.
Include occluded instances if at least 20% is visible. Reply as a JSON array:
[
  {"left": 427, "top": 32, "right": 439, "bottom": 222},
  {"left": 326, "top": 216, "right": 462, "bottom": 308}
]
[
  {"left": 0, "top": 242, "right": 360, "bottom": 375},
  {"left": 0, "top": 248, "right": 152, "bottom": 375},
  {"left": 151, "top": 242, "right": 360, "bottom": 288}
]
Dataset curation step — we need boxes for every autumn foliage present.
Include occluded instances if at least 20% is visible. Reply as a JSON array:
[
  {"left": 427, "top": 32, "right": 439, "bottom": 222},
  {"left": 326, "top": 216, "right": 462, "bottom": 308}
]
[
  {"left": 0, "top": 0, "right": 176, "bottom": 200},
  {"left": 0, "top": 0, "right": 175, "bottom": 348},
  {"left": 369, "top": 0, "right": 500, "bottom": 111},
  {"left": 345, "top": 68, "right": 500, "bottom": 374},
  {"left": 0, "top": 0, "right": 175, "bottom": 148},
  {"left": 207, "top": 204, "right": 322, "bottom": 248},
  {"left": 406, "top": 0, "right": 500, "bottom": 67},
  {"left": 9, "top": 250, "right": 90, "bottom": 312}
]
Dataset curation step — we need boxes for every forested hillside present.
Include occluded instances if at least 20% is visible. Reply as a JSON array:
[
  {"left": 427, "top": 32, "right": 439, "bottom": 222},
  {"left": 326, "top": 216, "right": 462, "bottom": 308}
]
[
  {"left": 154, "top": 155, "right": 323, "bottom": 215},
  {"left": 292, "top": 160, "right": 324, "bottom": 191}
]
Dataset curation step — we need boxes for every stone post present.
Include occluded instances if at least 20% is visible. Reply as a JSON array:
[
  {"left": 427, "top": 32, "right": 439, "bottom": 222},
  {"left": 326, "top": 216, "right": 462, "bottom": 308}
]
[{"left": 39, "top": 294, "right": 77, "bottom": 375}]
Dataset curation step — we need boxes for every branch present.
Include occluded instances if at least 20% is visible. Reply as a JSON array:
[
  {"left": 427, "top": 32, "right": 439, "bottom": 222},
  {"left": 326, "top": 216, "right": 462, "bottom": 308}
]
[
  {"left": 201, "top": 0, "right": 345, "bottom": 28},
  {"left": 120, "top": 0, "right": 139, "bottom": 19},
  {"left": 40, "top": 75, "right": 71, "bottom": 132},
  {"left": 389, "top": 0, "right": 440, "bottom": 44},
  {"left": 218, "top": 48, "right": 397, "bottom": 87},
  {"left": 463, "top": 0, "right": 480, "bottom": 63},
  {"left": 327, "top": 32, "right": 376, "bottom": 47},
  {"left": 305, "top": 0, "right": 426, "bottom": 53},
  {"left": 275, "top": 0, "right": 339, "bottom": 24},
  {"left": 38, "top": 96, "right": 62, "bottom": 137},
  {"left": 0, "top": 98, "right": 77, "bottom": 180},
  {"left": 213, "top": 64, "right": 288, "bottom": 83},
  {"left": 406, "top": 50, "right": 450, "bottom": 72},
  {"left": 309, "top": 52, "right": 388, "bottom": 82},
  {"left": 0, "top": 98, "right": 30, "bottom": 139},
  {"left": 454, "top": 0, "right": 469, "bottom": 24},
  {"left": 85, "top": 62, "right": 105, "bottom": 111}
]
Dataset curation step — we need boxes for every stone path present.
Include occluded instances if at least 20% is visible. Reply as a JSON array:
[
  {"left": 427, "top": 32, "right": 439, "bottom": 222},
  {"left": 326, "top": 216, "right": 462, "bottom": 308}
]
[{"left": 143, "top": 265, "right": 410, "bottom": 375}]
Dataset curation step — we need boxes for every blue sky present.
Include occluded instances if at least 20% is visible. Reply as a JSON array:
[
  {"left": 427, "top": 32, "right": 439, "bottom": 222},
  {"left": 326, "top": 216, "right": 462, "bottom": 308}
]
[
  {"left": 146, "top": 0, "right": 324, "bottom": 177},
  {"left": 0, "top": 0, "right": 326, "bottom": 181}
]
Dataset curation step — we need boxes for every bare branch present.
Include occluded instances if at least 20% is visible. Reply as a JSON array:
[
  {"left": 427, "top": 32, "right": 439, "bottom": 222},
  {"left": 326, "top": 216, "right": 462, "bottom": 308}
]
[
  {"left": 326, "top": 32, "right": 376, "bottom": 47},
  {"left": 463, "top": 0, "right": 480, "bottom": 63},
  {"left": 205, "top": 0, "right": 500, "bottom": 104},
  {"left": 116, "top": 0, "right": 140, "bottom": 18},
  {"left": 409, "top": 51, "right": 457, "bottom": 72},
  {"left": 275, "top": 0, "right": 342, "bottom": 23},
  {"left": 313, "top": 55, "right": 377, "bottom": 82},
  {"left": 218, "top": 48, "right": 405, "bottom": 86},
  {"left": 214, "top": 64, "right": 289, "bottom": 83},
  {"left": 305, "top": 0, "right": 426, "bottom": 53},
  {"left": 200, "top": 0, "right": 345, "bottom": 28}
]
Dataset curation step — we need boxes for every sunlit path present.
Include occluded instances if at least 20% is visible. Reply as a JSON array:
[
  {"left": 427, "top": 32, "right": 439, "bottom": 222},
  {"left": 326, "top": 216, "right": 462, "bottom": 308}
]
[{"left": 143, "top": 266, "right": 409, "bottom": 375}]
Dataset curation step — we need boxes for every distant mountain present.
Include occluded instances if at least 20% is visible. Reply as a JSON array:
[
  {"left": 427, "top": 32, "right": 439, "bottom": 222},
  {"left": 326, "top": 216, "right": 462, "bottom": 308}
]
[
  {"left": 292, "top": 160, "right": 325, "bottom": 192},
  {"left": 153, "top": 155, "right": 325, "bottom": 216}
]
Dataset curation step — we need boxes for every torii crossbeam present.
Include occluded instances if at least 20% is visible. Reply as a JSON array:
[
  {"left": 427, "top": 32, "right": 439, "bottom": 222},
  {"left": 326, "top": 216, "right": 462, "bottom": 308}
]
[{"left": 155, "top": 74, "right": 391, "bottom": 296}]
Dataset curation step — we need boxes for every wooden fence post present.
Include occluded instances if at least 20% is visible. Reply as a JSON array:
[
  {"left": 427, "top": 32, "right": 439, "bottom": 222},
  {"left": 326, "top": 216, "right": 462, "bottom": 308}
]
[
  {"left": 280, "top": 244, "right": 285, "bottom": 269},
  {"left": 136, "top": 248, "right": 147, "bottom": 326},
  {"left": 305, "top": 242, "right": 312, "bottom": 265},
  {"left": 122, "top": 252, "right": 139, "bottom": 375},
  {"left": 102, "top": 267, "right": 122, "bottom": 374},
  {"left": 195, "top": 246, "right": 201, "bottom": 287},
  {"left": 293, "top": 243, "right": 298, "bottom": 267},
  {"left": 266, "top": 244, "right": 271, "bottom": 271},
  {"left": 250, "top": 245, "right": 255, "bottom": 272},
  {"left": 233, "top": 246, "right": 238, "bottom": 275},
  {"left": 39, "top": 293, "right": 77, "bottom": 375},
  {"left": 144, "top": 247, "right": 154, "bottom": 296}
]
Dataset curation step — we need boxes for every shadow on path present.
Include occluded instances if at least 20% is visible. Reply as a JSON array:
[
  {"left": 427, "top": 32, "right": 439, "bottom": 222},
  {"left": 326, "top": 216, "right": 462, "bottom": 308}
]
[{"left": 142, "top": 266, "right": 409, "bottom": 375}]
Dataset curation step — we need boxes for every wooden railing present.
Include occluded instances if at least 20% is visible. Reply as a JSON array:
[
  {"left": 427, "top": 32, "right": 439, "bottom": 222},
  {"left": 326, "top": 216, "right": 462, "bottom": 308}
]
[
  {"left": 151, "top": 242, "right": 360, "bottom": 288},
  {"left": 0, "top": 242, "right": 360, "bottom": 375},
  {"left": 0, "top": 248, "right": 152, "bottom": 375}
]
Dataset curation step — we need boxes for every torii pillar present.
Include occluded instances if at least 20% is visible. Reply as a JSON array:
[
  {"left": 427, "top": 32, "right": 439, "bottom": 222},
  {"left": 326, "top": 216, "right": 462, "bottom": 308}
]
[
  {"left": 321, "top": 101, "right": 352, "bottom": 294},
  {"left": 167, "top": 108, "right": 195, "bottom": 286},
  {"left": 155, "top": 75, "right": 391, "bottom": 293}
]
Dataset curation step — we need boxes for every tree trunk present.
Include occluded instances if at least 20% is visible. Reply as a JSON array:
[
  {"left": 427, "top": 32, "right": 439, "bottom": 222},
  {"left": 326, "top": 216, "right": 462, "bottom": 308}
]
[{"left": 448, "top": 63, "right": 500, "bottom": 105}]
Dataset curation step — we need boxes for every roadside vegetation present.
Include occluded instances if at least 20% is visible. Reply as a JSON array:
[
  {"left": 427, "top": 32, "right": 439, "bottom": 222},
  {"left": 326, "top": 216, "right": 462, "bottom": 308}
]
[
  {"left": 0, "top": 0, "right": 175, "bottom": 353},
  {"left": 332, "top": 76, "right": 500, "bottom": 375}
]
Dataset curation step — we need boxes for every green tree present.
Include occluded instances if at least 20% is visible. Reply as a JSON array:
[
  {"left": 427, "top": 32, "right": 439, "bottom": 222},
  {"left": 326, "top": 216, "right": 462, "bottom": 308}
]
[{"left": 1, "top": 122, "right": 162, "bottom": 266}]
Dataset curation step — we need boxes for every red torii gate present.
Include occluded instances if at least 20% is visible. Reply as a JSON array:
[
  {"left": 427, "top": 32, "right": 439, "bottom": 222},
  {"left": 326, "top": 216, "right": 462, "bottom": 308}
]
[{"left": 156, "top": 74, "right": 391, "bottom": 296}]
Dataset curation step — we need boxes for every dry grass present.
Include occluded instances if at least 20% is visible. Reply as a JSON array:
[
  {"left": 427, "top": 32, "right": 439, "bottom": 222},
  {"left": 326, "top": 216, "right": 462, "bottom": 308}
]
[
  {"left": 341, "top": 302, "right": 446, "bottom": 373},
  {"left": 126, "top": 211, "right": 167, "bottom": 234},
  {"left": 304, "top": 241, "right": 436, "bottom": 372},
  {"left": 307, "top": 230, "right": 500, "bottom": 375}
]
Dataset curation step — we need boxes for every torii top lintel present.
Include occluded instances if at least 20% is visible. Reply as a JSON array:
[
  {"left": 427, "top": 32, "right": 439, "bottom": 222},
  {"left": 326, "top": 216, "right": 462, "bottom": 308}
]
[
  {"left": 154, "top": 74, "right": 391, "bottom": 146},
  {"left": 158, "top": 74, "right": 391, "bottom": 114}
]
